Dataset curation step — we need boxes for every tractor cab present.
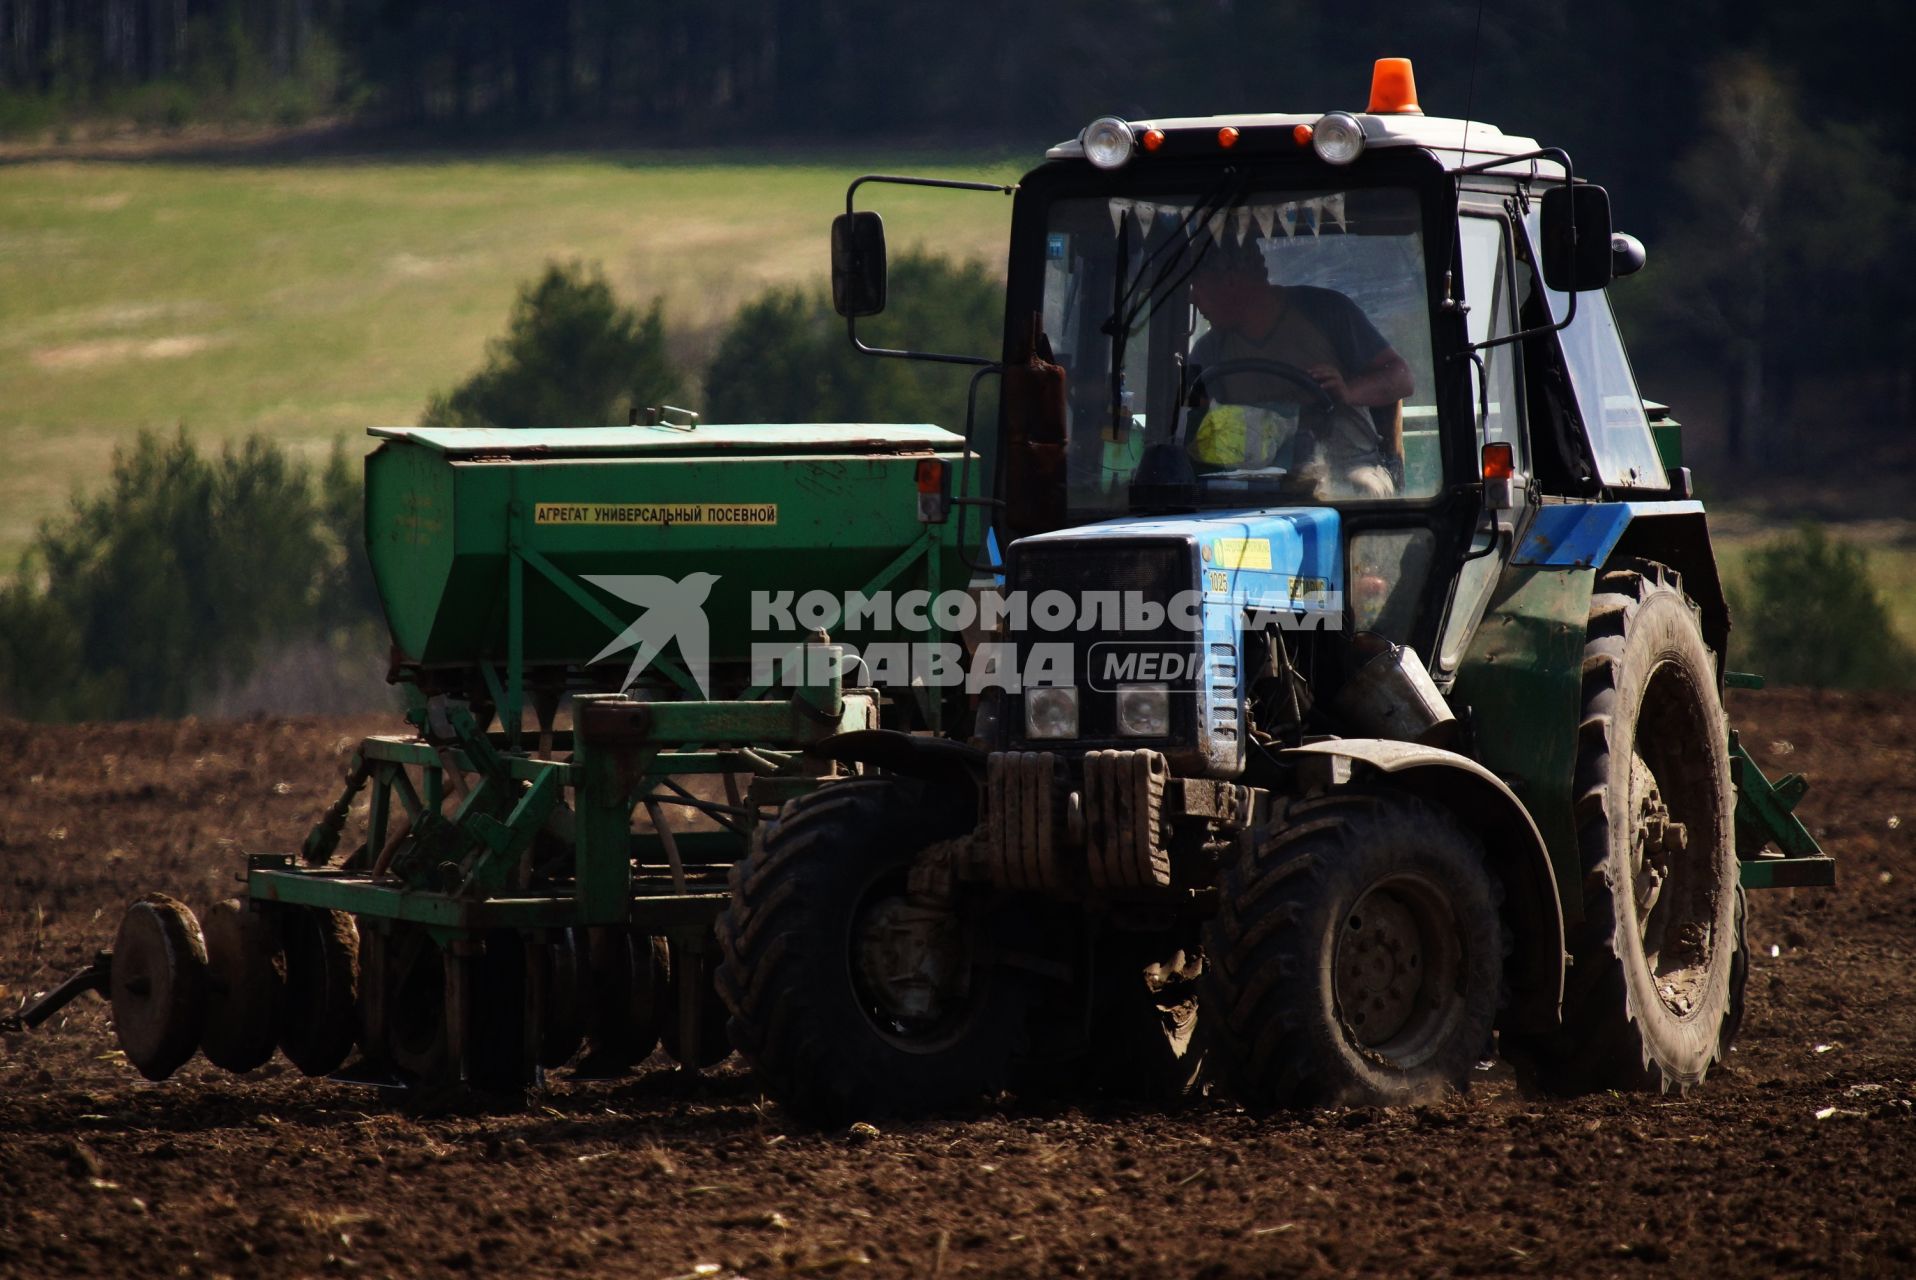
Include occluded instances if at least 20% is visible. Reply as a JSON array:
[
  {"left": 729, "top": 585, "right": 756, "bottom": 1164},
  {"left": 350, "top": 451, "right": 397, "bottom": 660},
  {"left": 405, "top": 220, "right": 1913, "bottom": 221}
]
[
  {"left": 1009, "top": 70, "right": 1689, "bottom": 671},
  {"left": 838, "top": 59, "right": 1683, "bottom": 710}
]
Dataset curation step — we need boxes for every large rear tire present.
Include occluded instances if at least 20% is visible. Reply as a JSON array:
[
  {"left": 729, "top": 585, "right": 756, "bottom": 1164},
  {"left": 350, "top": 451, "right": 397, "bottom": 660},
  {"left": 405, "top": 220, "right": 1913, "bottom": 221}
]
[
  {"left": 716, "top": 778, "right": 1023, "bottom": 1124},
  {"left": 1201, "top": 791, "right": 1502, "bottom": 1109},
  {"left": 1505, "top": 562, "right": 1739, "bottom": 1094}
]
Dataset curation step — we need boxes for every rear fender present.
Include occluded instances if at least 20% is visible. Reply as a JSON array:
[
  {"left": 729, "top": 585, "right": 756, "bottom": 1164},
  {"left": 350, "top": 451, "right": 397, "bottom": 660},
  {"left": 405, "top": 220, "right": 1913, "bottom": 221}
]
[
  {"left": 1511, "top": 500, "right": 1728, "bottom": 666},
  {"left": 1284, "top": 739, "right": 1565, "bottom": 1032}
]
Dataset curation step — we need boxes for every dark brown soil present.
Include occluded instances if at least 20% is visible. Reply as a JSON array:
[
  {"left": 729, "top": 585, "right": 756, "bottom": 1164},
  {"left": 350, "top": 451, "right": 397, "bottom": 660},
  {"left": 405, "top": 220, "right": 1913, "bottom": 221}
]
[{"left": 3, "top": 691, "right": 1912, "bottom": 1278}]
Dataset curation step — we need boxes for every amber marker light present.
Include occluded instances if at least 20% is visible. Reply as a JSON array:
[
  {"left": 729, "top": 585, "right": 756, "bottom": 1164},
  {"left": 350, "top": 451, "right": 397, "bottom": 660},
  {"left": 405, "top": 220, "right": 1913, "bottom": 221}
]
[
  {"left": 1217, "top": 126, "right": 1240, "bottom": 148},
  {"left": 1142, "top": 128, "right": 1166, "bottom": 152},
  {"left": 1292, "top": 123, "right": 1314, "bottom": 147},
  {"left": 1482, "top": 442, "right": 1516, "bottom": 481},
  {"left": 1367, "top": 56, "right": 1424, "bottom": 115},
  {"left": 915, "top": 459, "right": 947, "bottom": 494}
]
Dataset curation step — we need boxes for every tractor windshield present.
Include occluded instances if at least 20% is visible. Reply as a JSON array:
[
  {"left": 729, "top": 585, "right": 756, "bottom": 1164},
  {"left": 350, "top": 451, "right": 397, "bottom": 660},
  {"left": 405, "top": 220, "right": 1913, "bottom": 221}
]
[{"left": 1040, "top": 185, "right": 1439, "bottom": 515}]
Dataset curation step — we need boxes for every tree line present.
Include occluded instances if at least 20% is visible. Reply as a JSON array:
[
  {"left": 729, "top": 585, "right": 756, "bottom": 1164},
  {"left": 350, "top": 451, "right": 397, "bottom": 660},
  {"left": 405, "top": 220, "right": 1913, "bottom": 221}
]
[{"left": 7, "top": 3, "right": 1911, "bottom": 159}]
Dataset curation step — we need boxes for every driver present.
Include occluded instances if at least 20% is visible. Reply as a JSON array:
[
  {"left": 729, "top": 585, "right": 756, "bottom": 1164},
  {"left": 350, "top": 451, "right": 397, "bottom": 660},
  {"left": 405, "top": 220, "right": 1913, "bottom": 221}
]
[{"left": 1186, "top": 236, "right": 1413, "bottom": 498}]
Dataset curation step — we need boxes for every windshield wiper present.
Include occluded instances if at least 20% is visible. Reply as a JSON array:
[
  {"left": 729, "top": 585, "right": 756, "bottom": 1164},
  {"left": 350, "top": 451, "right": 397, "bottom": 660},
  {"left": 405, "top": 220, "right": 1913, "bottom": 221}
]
[
  {"left": 1100, "top": 176, "right": 1243, "bottom": 339},
  {"left": 1098, "top": 175, "right": 1248, "bottom": 441}
]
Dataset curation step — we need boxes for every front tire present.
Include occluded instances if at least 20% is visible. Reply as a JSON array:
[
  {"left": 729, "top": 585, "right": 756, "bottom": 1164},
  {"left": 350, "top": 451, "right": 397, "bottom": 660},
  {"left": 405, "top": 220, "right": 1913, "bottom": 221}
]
[
  {"left": 1202, "top": 792, "right": 1503, "bottom": 1109},
  {"left": 1506, "top": 562, "right": 1739, "bottom": 1094},
  {"left": 716, "top": 778, "right": 1023, "bottom": 1124}
]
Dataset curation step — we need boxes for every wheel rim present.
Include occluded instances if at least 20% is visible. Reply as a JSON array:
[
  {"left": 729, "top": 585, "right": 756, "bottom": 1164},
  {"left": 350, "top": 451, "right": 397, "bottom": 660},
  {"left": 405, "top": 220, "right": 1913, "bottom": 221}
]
[
  {"left": 847, "top": 872, "right": 977, "bottom": 1054},
  {"left": 1626, "top": 658, "right": 1726, "bottom": 1020},
  {"left": 1332, "top": 873, "right": 1465, "bottom": 1063}
]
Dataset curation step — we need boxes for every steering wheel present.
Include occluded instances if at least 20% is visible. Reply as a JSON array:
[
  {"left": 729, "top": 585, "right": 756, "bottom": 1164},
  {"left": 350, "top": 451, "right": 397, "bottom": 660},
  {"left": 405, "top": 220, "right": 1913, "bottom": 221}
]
[{"left": 1190, "top": 357, "right": 1337, "bottom": 413}]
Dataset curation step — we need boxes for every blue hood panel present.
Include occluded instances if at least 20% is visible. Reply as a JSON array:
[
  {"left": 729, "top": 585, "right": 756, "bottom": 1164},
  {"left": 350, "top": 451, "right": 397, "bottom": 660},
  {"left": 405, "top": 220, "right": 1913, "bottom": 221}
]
[{"left": 1016, "top": 507, "right": 1344, "bottom": 624}]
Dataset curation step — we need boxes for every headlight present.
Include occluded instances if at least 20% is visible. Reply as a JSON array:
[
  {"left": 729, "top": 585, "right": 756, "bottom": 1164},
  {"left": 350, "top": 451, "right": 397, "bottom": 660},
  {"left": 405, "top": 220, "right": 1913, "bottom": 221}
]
[
  {"left": 1116, "top": 684, "right": 1171, "bottom": 737},
  {"left": 1311, "top": 111, "right": 1366, "bottom": 165},
  {"left": 1082, "top": 117, "right": 1135, "bottom": 170},
  {"left": 1024, "top": 687, "right": 1080, "bottom": 739}
]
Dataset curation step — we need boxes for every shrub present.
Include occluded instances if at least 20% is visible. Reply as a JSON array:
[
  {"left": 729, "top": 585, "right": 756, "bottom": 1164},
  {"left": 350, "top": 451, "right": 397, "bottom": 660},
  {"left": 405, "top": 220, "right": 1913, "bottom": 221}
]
[
  {"left": 0, "top": 430, "right": 383, "bottom": 721},
  {"left": 1727, "top": 522, "right": 1915, "bottom": 690},
  {"left": 423, "top": 261, "right": 679, "bottom": 429}
]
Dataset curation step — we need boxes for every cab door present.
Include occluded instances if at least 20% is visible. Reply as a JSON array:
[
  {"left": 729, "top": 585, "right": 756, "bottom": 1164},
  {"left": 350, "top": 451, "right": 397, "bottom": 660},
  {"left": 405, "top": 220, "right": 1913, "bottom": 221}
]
[{"left": 1433, "top": 206, "right": 1532, "bottom": 682}]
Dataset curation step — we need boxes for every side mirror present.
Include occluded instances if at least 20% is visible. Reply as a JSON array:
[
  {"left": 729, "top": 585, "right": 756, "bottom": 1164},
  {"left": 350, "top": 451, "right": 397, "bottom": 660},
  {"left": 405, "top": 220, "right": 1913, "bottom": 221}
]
[
  {"left": 831, "top": 211, "right": 888, "bottom": 318},
  {"left": 1540, "top": 184, "right": 1613, "bottom": 293}
]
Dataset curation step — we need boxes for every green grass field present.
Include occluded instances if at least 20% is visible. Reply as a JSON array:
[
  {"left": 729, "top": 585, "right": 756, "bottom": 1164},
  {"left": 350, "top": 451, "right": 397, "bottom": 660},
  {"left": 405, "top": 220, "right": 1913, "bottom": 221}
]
[{"left": 0, "top": 149, "right": 1024, "bottom": 565}]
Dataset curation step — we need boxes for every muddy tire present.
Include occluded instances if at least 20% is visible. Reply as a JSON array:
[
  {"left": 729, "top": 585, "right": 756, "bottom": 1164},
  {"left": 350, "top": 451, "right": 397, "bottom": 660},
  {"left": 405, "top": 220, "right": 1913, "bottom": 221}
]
[
  {"left": 199, "top": 899, "right": 284, "bottom": 1074},
  {"left": 1505, "top": 562, "right": 1738, "bottom": 1094},
  {"left": 1720, "top": 885, "right": 1751, "bottom": 1057},
  {"left": 1201, "top": 792, "right": 1502, "bottom": 1109},
  {"left": 110, "top": 894, "right": 209, "bottom": 1082},
  {"left": 716, "top": 778, "right": 1023, "bottom": 1124},
  {"left": 276, "top": 907, "right": 359, "bottom": 1077}
]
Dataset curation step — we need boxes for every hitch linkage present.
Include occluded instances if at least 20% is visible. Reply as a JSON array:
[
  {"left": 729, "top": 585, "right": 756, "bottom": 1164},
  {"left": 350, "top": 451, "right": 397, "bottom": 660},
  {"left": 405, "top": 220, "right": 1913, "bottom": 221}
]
[{"left": 2, "top": 951, "right": 111, "bottom": 1033}]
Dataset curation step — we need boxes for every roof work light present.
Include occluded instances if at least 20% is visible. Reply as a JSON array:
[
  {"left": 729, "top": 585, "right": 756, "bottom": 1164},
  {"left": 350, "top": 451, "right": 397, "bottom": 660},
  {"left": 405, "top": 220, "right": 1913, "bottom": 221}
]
[
  {"left": 1310, "top": 111, "right": 1366, "bottom": 164},
  {"left": 1082, "top": 117, "right": 1135, "bottom": 169}
]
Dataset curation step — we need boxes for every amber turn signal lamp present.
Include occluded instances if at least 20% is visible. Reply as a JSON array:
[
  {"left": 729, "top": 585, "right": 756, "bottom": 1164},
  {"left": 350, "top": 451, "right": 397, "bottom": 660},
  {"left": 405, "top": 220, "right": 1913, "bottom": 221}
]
[
  {"left": 1367, "top": 57, "right": 1423, "bottom": 115},
  {"left": 915, "top": 459, "right": 947, "bottom": 494},
  {"left": 1482, "top": 442, "right": 1516, "bottom": 481},
  {"left": 1142, "top": 128, "right": 1166, "bottom": 152},
  {"left": 1217, "top": 126, "right": 1240, "bottom": 148},
  {"left": 1292, "top": 123, "right": 1314, "bottom": 147}
]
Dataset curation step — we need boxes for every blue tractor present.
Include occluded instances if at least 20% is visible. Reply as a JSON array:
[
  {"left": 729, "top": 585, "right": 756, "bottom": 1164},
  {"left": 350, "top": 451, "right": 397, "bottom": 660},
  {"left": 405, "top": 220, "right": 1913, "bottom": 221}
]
[{"left": 715, "top": 60, "right": 1831, "bottom": 1121}]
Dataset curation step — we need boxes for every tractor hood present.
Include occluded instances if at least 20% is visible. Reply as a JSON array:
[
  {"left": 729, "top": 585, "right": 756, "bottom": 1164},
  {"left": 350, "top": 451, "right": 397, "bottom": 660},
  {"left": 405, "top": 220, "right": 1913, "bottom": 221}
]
[{"left": 1012, "top": 506, "right": 1344, "bottom": 628}]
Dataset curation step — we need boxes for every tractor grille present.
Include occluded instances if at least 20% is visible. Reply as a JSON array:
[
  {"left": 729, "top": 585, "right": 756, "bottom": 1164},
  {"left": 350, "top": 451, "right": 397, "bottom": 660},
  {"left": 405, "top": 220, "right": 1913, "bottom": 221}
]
[{"left": 1006, "top": 536, "right": 1201, "bottom": 750}]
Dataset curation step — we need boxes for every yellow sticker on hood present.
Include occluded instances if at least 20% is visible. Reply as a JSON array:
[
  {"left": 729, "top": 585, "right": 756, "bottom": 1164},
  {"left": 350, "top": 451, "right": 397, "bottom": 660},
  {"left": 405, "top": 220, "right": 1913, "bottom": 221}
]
[{"left": 1212, "top": 537, "right": 1272, "bottom": 571}]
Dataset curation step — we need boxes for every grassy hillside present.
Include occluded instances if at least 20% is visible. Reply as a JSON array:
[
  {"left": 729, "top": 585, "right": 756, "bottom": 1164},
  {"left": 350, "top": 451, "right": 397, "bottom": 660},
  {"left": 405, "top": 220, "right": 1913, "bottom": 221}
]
[{"left": 0, "top": 149, "right": 1023, "bottom": 565}]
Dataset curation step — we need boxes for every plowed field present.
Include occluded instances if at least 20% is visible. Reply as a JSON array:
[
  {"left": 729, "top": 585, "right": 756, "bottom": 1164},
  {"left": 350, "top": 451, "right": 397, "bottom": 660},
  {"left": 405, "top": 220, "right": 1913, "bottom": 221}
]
[{"left": 3, "top": 690, "right": 1912, "bottom": 1278}]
